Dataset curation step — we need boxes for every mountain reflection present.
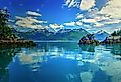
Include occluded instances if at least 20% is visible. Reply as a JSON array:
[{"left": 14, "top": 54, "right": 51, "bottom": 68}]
[{"left": 0, "top": 42, "right": 121, "bottom": 82}]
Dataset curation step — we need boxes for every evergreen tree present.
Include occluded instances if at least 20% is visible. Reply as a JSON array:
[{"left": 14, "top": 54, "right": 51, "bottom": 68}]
[
  {"left": 0, "top": 9, "right": 15, "bottom": 40},
  {"left": 111, "top": 30, "right": 121, "bottom": 36},
  {"left": 111, "top": 31, "right": 117, "bottom": 36}
]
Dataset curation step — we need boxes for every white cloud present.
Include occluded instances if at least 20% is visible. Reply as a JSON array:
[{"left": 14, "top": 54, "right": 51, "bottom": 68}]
[
  {"left": 16, "top": 21, "right": 44, "bottom": 29},
  {"left": 16, "top": 16, "right": 47, "bottom": 24},
  {"left": 80, "top": 0, "right": 96, "bottom": 10},
  {"left": 93, "top": 18, "right": 121, "bottom": 27},
  {"left": 83, "top": 24, "right": 91, "bottom": 28},
  {"left": 82, "top": 18, "right": 97, "bottom": 23},
  {"left": 76, "top": 14, "right": 83, "bottom": 19},
  {"left": 8, "top": 19, "right": 15, "bottom": 22},
  {"left": 26, "top": 11, "right": 42, "bottom": 16},
  {"left": 99, "top": 0, "right": 121, "bottom": 19},
  {"left": 67, "top": 0, "right": 75, "bottom": 7},
  {"left": 73, "top": 0, "right": 121, "bottom": 33},
  {"left": 64, "top": 22, "right": 75, "bottom": 26},
  {"left": 76, "top": 21, "right": 83, "bottom": 26},
  {"left": 103, "top": 19, "right": 121, "bottom": 25},
  {"left": 93, "top": 15, "right": 110, "bottom": 22},
  {"left": 16, "top": 16, "right": 24, "bottom": 20},
  {"left": 94, "top": 22, "right": 104, "bottom": 27},
  {"left": 15, "top": 16, "right": 46, "bottom": 29},
  {"left": 49, "top": 24, "right": 64, "bottom": 29},
  {"left": 64, "top": 0, "right": 80, "bottom": 8}
]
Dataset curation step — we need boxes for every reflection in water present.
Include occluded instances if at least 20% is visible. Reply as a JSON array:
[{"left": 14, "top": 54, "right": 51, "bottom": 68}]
[
  {"left": 0, "top": 42, "right": 121, "bottom": 82},
  {"left": 0, "top": 47, "right": 21, "bottom": 82}
]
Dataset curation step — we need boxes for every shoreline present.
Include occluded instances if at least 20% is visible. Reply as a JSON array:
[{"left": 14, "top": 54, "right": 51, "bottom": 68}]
[
  {"left": 78, "top": 41, "right": 121, "bottom": 45},
  {"left": 0, "top": 40, "right": 36, "bottom": 47},
  {"left": 33, "top": 40, "right": 78, "bottom": 43}
]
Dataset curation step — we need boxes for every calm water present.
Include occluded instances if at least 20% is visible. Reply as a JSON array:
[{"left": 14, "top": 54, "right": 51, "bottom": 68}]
[{"left": 0, "top": 42, "right": 121, "bottom": 82}]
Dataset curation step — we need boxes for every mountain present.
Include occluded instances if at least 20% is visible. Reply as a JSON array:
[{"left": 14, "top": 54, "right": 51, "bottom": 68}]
[
  {"left": 15, "top": 28, "right": 89, "bottom": 41},
  {"left": 15, "top": 28, "right": 54, "bottom": 40},
  {"left": 94, "top": 30, "right": 110, "bottom": 42},
  {"left": 78, "top": 30, "right": 110, "bottom": 44},
  {"left": 51, "top": 28, "right": 89, "bottom": 40}
]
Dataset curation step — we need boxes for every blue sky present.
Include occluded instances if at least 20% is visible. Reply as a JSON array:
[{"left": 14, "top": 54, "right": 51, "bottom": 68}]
[
  {"left": 0, "top": 0, "right": 79, "bottom": 24},
  {"left": 0, "top": 0, "right": 121, "bottom": 33}
]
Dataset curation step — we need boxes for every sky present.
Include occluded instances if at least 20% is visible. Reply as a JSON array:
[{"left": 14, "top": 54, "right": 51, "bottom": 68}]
[{"left": 0, "top": 0, "right": 121, "bottom": 33}]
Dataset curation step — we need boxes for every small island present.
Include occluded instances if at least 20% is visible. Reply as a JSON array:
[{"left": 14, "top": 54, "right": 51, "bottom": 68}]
[
  {"left": 0, "top": 9, "right": 36, "bottom": 47},
  {"left": 102, "top": 30, "right": 121, "bottom": 44},
  {"left": 78, "top": 30, "right": 121, "bottom": 44}
]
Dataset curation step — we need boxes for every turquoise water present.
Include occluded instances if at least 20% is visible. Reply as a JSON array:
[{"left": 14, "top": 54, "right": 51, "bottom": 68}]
[{"left": 0, "top": 42, "right": 121, "bottom": 82}]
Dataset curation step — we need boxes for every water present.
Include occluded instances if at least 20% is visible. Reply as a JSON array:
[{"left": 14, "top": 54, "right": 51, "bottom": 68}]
[{"left": 0, "top": 42, "right": 121, "bottom": 82}]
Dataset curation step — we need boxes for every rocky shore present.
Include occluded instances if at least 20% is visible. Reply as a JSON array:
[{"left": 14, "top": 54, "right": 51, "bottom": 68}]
[
  {"left": 101, "top": 36, "right": 121, "bottom": 44},
  {"left": 78, "top": 35, "right": 121, "bottom": 45}
]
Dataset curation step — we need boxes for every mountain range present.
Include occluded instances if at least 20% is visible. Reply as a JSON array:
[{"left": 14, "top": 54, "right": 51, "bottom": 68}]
[
  {"left": 14, "top": 28, "right": 89, "bottom": 41},
  {"left": 94, "top": 30, "right": 110, "bottom": 42}
]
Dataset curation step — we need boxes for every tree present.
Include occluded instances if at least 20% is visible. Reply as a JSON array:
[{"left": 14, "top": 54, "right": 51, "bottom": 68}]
[
  {"left": 111, "top": 31, "right": 117, "bottom": 36},
  {"left": 0, "top": 9, "right": 15, "bottom": 40},
  {"left": 111, "top": 30, "right": 121, "bottom": 36}
]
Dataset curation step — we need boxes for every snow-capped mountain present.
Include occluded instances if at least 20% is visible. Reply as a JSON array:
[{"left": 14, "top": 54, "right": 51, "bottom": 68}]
[
  {"left": 15, "top": 28, "right": 89, "bottom": 41},
  {"left": 57, "top": 29, "right": 72, "bottom": 33},
  {"left": 94, "top": 30, "right": 110, "bottom": 42}
]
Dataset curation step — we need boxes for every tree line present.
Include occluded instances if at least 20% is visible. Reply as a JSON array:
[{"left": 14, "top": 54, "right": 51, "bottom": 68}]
[
  {"left": 111, "top": 30, "right": 121, "bottom": 36},
  {"left": 0, "top": 8, "right": 16, "bottom": 40}
]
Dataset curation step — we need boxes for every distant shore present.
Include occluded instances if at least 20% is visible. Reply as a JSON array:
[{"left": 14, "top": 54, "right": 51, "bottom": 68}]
[
  {"left": 33, "top": 40, "right": 78, "bottom": 43},
  {"left": 0, "top": 39, "right": 36, "bottom": 47},
  {"left": 78, "top": 35, "right": 121, "bottom": 45}
]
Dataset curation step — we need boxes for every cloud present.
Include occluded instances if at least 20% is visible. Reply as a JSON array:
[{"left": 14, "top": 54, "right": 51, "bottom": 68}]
[
  {"left": 76, "top": 21, "right": 83, "bottom": 26},
  {"left": 15, "top": 16, "right": 47, "bottom": 29},
  {"left": 94, "top": 22, "right": 104, "bottom": 27},
  {"left": 14, "top": 10, "right": 48, "bottom": 30},
  {"left": 76, "top": 13, "right": 83, "bottom": 19},
  {"left": 72, "top": 0, "right": 121, "bottom": 33},
  {"left": 64, "top": 22, "right": 75, "bottom": 26},
  {"left": 49, "top": 24, "right": 64, "bottom": 29},
  {"left": 16, "top": 16, "right": 47, "bottom": 24},
  {"left": 82, "top": 18, "right": 97, "bottom": 23},
  {"left": 8, "top": 19, "right": 15, "bottom": 23},
  {"left": 80, "top": 0, "right": 96, "bottom": 10},
  {"left": 76, "top": 5, "right": 121, "bottom": 28},
  {"left": 83, "top": 24, "right": 91, "bottom": 28},
  {"left": 16, "top": 16, "right": 24, "bottom": 20},
  {"left": 93, "top": 15, "right": 110, "bottom": 22},
  {"left": 102, "top": 19, "right": 121, "bottom": 25},
  {"left": 26, "top": 11, "right": 42, "bottom": 16},
  {"left": 99, "top": 0, "right": 121, "bottom": 19},
  {"left": 63, "top": 0, "right": 80, "bottom": 8}
]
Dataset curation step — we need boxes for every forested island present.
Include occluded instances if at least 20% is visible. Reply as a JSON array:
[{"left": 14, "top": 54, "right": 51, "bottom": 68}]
[
  {"left": 0, "top": 9, "right": 36, "bottom": 47},
  {"left": 78, "top": 30, "right": 121, "bottom": 44}
]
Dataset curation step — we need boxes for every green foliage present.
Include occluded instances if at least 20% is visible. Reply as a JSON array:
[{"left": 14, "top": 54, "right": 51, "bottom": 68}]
[
  {"left": 0, "top": 9, "right": 15, "bottom": 40},
  {"left": 111, "top": 30, "right": 121, "bottom": 36},
  {"left": 81, "top": 34, "right": 94, "bottom": 40}
]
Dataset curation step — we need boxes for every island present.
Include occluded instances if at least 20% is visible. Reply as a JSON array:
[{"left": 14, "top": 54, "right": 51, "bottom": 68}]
[
  {"left": 0, "top": 9, "right": 36, "bottom": 47},
  {"left": 78, "top": 30, "right": 121, "bottom": 44},
  {"left": 102, "top": 30, "right": 121, "bottom": 44}
]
